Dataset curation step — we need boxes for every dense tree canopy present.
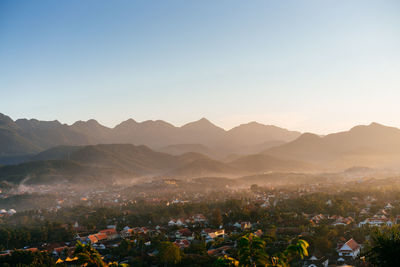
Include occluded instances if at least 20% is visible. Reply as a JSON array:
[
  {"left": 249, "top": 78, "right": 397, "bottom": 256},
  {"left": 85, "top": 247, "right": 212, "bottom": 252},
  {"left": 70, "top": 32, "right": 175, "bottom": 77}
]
[{"left": 364, "top": 226, "right": 400, "bottom": 267}]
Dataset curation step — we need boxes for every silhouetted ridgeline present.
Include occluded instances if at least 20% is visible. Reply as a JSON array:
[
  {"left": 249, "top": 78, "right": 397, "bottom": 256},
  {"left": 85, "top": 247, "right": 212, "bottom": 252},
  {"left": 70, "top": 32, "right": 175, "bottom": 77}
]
[
  {"left": 0, "top": 144, "right": 312, "bottom": 185},
  {"left": 0, "top": 113, "right": 300, "bottom": 160}
]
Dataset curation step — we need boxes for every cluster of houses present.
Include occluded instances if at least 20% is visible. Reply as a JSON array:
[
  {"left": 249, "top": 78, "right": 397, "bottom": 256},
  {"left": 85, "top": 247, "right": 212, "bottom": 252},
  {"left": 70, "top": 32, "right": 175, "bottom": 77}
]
[
  {"left": 307, "top": 200, "right": 400, "bottom": 230},
  {"left": 303, "top": 238, "right": 361, "bottom": 267},
  {"left": 68, "top": 213, "right": 227, "bottom": 252},
  {"left": 310, "top": 214, "right": 355, "bottom": 226},
  {"left": 4, "top": 182, "right": 400, "bottom": 267},
  {"left": 62, "top": 198, "right": 396, "bottom": 266},
  {"left": 358, "top": 205, "right": 394, "bottom": 227},
  {"left": 167, "top": 213, "right": 207, "bottom": 227},
  {"left": 0, "top": 209, "right": 16, "bottom": 216},
  {"left": 80, "top": 226, "right": 120, "bottom": 244},
  {"left": 67, "top": 214, "right": 247, "bottom": 262}
]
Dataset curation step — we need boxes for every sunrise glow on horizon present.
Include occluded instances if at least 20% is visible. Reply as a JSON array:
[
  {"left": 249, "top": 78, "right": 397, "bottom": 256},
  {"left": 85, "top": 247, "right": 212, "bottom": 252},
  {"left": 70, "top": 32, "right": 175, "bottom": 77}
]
[{"left": 1, "top": 0, "right": 399, "bottom": 134}]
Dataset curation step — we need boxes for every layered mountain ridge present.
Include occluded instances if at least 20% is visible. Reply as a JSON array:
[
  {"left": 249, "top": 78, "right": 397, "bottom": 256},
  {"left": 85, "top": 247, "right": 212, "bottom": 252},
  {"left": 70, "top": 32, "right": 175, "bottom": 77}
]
[
  {"left": 0, "top": 144, "right": 311, "bottom": 185},
  {"left": 263, "top": 122, "right": 400, "bottom": 169},
  {"left": 3, "top": 112, "right": 400, "bottom": 183},
  {"left": 0, "top": 113, "right": 300, "bottom": 160}
]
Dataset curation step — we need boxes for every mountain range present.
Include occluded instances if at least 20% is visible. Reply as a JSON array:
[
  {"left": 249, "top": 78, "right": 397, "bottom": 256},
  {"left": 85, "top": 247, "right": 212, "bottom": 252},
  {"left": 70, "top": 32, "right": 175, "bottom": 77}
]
[
  {"left": 264, "top": 123, "right": 400, "bottom": 169},
  {"left": 0, "top": 113, "right": 300, "bottom": 161},
  {"left": 3, "top": 112, "right": 400, "bottom": 185},
  {"left": 0, "top": 144, "right": 311, "bottom": 185}
]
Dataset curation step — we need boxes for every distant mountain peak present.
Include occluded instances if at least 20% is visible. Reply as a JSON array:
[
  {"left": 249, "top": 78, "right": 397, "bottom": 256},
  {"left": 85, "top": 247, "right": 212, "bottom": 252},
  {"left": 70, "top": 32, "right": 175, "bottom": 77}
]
[
  {"left": 0, "top": 113, "right": 16, "bottom": 127},
  {"left": 181, "top": 117, "right": 221, "bottom": 130},
  {"left": 141, "top": 120, "right": 175, "bottom": 128},
  {"left": 73, "top": 119, "right": 100, "bottom": 126},
  {"left": 247, "top": 121, "right": 262, "bottom": 126},
  {"left": 349, "top": 122, "right": 392, "bottom": 133},
  {"left": 0, "top": 113, "right": 11, "bottom": 120},
  {"left": 72, "top": 119, "right": 109, "bottom": 131},
  {"left": 193, "top": 117, "right": 213, "bottom": 124},
  {"left": 369, "top": 122, "right": 382, "bottom": 127},
  {"left": 232, "top": 121, "right": 271, "bottom": 130},
  {"left": 87, "top": 119, "right": 100, "bottom": 124},
  {"left": 16, "top": 118, "right": 62, "bottom": 126},
  {"left": 228, "top": 121, "right": 298, "bottom": 134},
  {"left": 114, "top": 118, "right": 138, "bottom": 129},
  {"left": 123, "top": 118, "right": 138, "bottom": 124},
  {"left": 296, "top": 132, "right": 321, "bottom": 141},
  {"left": 237, "top": 121, "right": 263, "bottom": 127},
  {"left": 198, "top": 117, "right": 211, "bottom": 123}
]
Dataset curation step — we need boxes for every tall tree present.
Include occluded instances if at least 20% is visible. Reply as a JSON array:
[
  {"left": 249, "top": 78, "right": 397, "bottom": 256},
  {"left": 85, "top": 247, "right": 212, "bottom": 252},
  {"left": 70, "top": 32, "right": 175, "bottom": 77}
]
[
  {"left": 364, "top": 226, "right": 400, "bottom": 266},
  {"left": 211, "top": 209, "right": 223, "bottom": 227},
  {"left": 158, "top": 241, "right": 182, "bottom": 266},
  {"left": 74, "top": 241, "right": 106, "bottom": 267},
  {"left": 285, "top": 239, "right": 309, "bottom": 260},
  {"left": 237, "top": 233, "right": 268, "bottom": 267}
]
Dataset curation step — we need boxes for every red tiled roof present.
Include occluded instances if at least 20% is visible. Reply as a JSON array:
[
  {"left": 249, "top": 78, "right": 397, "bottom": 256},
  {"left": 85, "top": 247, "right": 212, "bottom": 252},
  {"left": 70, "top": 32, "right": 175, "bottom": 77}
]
[
  {"left": 207, "top": 246, "right": 232, "bottom": 256},
  {"left": 87, "top": 235, "right": 98, "bottom": 243},
  {"left": 24, "top": 248, "right": 38, "bottom": 252},
  {"left": 344, "top": 238, "right": 360, "bottom": 251},
  {"left": 174, "top": 239, "right": 190, "bottom": 248},
  {"left": 178, "top": 228, "right": 192, "bottom": 236},
  {"left": 99, "top": 229, "right": 117, "bottom": 236},
  {"left": 94, "top": 233, "right": 107, "bottom": 241},
  {"left": 53, "top": 246, "right": 68, "bottom": 253}
]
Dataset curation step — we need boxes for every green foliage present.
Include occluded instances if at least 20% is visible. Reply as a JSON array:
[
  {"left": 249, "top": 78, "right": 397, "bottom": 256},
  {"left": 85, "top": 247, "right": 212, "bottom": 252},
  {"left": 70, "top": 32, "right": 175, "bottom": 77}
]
[
  {"left": 74, "top": 241, "right": 106, "bottom": 267},
  {"left": 109, "top": 262, "right": 129, "bottom": 267},
  {"left": 158, "top": 241, "right": 182, "bottom": 266},
  {"left": 237, "top": 233, "right": 268, "bottom": 267},
  {"left": 364, "top": 226, "right": 400, "bottom": 266},
  {"left": 0, "top": 250, "right": 57, "bottom": 266},
  {"left": 285, "top": 239, "right": 309, "bottom": 261},
  {"left": 217, "top": 233, "right": 309, "bottom": 267},
  {"left": 111, "top": 239, "right": 135, "bottom": 259},
  {"left": 179, "top": 254, "right": 215, "bottom": 267},
  {"left": 0, "top": 222, "right": 74, "bottom": 250},
  {"left": 185, "top": 241, "right": 207, "bottom": 256},
  {"left": 214, "top": 255, "right": 239, "bottom": 266},
  {"left": 211, "top": 209, "right": 223, "bottom": 227}
]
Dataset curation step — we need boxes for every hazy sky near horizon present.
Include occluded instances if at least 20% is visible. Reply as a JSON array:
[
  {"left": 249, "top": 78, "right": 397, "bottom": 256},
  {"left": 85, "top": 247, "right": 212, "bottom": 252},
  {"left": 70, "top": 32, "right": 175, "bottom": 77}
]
[{"left": 1, "top": 0, "right": 399, "bottom": 134}]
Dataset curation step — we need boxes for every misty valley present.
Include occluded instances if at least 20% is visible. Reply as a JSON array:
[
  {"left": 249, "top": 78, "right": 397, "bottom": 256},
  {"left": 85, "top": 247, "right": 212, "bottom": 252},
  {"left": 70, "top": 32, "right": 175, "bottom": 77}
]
[{"left": 1, "top": 114, "right": 400, "bottom": 266}]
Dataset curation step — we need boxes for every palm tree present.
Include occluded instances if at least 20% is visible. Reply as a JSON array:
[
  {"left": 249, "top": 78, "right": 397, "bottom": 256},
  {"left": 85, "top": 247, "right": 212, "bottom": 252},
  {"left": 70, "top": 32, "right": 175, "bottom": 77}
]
[
  {"left": 237, "top": 233, "right": 268, "bottom": 267},
  {"left": 285, "top": 239, "right": 309, "bottom": 260},
  {"left": 74, "top": 241, "right": 106, "bottom": 267}
]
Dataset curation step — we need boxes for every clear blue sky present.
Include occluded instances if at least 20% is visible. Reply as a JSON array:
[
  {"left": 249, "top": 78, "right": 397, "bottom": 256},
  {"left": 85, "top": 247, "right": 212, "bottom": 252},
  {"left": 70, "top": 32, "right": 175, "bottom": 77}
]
[{"left": 1, "top": 0, "right": 399, "bottom": 134}]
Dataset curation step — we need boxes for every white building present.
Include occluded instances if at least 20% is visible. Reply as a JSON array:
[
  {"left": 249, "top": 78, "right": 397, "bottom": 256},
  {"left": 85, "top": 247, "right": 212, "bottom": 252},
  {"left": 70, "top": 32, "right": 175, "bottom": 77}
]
[{"left": 337, "top": 238, "right": 360, "bottom": 258}]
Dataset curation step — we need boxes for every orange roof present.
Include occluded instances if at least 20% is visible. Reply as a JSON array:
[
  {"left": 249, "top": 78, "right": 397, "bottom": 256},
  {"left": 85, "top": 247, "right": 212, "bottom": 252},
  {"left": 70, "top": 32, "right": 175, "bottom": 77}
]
[
  {"left": 87, "top": 235, "right": 98, "bottom": 243},
  {"left": 178, "top": 228, "right": 192, "bottom": 236},
  {"left": 24, "top": 248, "right": 38, "bottom": 252},
  {"left": 65, "top": 256, "right": 78, "bottom": 262},
  {"left": 94, "top": 233, "right": 108, "bottom": 241},
  {"left": 174, "top": 239, "right": 190, "bottom": 248},
  {"left": 207, "top": 246, "right": 232, "bottom": 256},
  {"left": 344, "top": 238, "right": 360, "bottom": 251},
  {"left": 53, "top": 246, "right": 68, "bottom": 253},
  {"left": 99, "top": 228, "right": 117, "bottom": 236}
]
